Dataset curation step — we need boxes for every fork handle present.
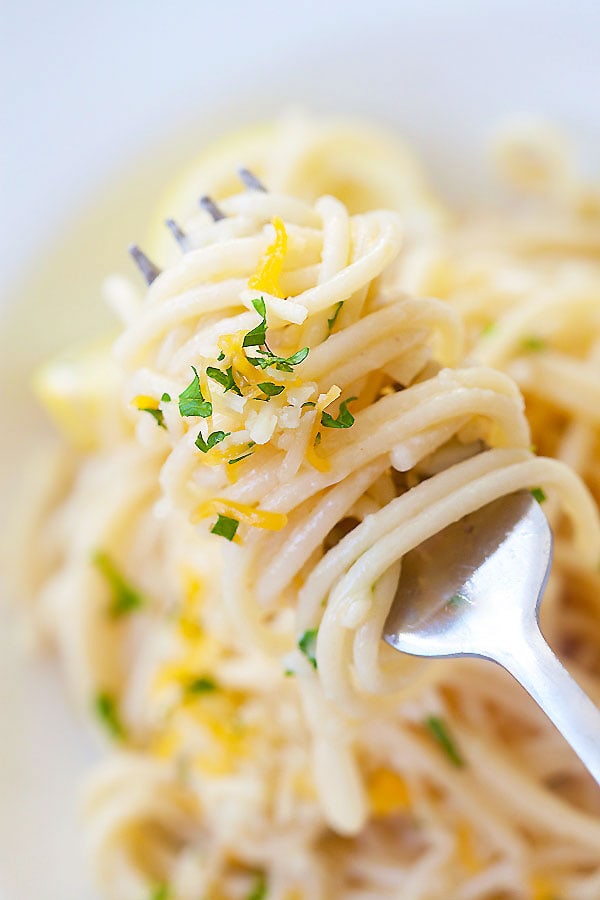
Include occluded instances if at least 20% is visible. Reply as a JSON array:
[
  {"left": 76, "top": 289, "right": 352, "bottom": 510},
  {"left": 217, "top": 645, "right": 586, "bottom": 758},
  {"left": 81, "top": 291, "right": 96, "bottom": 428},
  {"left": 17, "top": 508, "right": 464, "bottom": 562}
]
[{"left": 493, "top": 623, "right": 600, "bottom": 786}]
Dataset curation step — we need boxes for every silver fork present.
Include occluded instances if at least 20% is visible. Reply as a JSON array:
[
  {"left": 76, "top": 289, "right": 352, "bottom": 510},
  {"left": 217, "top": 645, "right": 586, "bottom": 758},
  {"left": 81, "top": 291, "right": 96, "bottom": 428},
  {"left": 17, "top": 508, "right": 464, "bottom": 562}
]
[{"left": 383, "top": 491, "right": 600, "bottom": 784}]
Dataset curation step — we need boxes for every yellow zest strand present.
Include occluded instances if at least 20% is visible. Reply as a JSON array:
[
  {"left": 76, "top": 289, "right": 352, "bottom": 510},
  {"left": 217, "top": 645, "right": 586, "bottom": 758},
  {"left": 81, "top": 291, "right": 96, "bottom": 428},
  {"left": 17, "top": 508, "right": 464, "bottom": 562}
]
[
  {"left": 456, "top": 822, "right": 481, "bottom": 874},
  {"left": 218, "top": 332, "right": 266, "bottom": 384},
  {"left": 306, "top": 384, "right": 341, "bottom": 472},
  {"left": 192, "top": 497, "right": 288, "bottom": 531},
  {"left": 132, "top": 394, "right": 159, "bottom": 410},
  {"left": 177, "top": 568, "right": 204, "bottom": 641},
  {"left": 367, "top": 768, "right": 411, "bottom": 816},
  {"left": 248, "top": 216, "right": 288, "bottom": 297}
]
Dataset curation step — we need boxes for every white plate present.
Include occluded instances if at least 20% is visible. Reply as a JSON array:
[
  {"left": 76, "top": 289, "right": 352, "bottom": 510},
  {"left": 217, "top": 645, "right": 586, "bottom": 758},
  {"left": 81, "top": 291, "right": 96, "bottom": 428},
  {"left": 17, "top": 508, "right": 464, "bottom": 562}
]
[{"left": 2, "top": 2, "right": 600, "bottom": 898}]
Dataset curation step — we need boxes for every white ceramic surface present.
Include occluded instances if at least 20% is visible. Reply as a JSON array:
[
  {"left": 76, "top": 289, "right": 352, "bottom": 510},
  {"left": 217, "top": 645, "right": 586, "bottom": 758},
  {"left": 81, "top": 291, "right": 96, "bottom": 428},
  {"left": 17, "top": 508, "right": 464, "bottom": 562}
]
[{"left": 2, "top": 2, "right": 600, "bottom": 898}]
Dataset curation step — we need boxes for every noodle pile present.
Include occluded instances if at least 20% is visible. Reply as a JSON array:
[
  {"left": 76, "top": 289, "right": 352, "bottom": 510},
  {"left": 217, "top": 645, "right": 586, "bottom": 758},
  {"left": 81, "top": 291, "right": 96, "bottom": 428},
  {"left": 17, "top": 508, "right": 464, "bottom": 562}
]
[{"left": 28, "top": 115, "right": 600, "bottom": 900}]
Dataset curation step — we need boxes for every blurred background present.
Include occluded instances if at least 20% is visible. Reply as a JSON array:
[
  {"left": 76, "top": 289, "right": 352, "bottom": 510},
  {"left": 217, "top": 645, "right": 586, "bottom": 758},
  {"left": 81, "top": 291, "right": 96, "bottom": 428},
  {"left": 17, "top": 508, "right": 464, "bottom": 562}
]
[{"left": 2, "top": 2, "right": 600, "bottom": 898}]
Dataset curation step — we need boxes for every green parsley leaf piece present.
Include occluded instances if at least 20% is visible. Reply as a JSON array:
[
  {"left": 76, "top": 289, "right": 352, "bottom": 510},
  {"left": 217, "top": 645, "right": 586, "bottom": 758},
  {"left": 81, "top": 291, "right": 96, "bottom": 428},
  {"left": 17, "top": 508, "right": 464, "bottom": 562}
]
[
  {"left": 178, "top": 367, "right": 213, "bottom": 418},
  {"left": 94, "top": 691, "right": 126, "bottom": 741},
  {"left": 186, "top": 675, "right": 218, "bottom": 695},
  {"left": 521, "top": 335, "right": 546, "bottom": 352},
  {"left": 243, "top": 297, "right": 268, "bottom": 347},
  {"left": 424, "top": 715, "right": 464, "bottom": 768},
  {"left": 321, "top": 396, "right": 357, "bottom": 429},
  {"left": 258, "top": 382, "right": 285, "bottom": 397},
  {"left": 206, "top": 365, "right": 243, "bottom": 396},
  {"left": 314, "top": 431, "right": 321, "bottom": 446},
  {"left": 246, "top": 345, "right": 309, "bottom": 373},
  {"left": 301, "top": 401, "right": 316, "bottom": 409},
  {"left": 161, "top": 392, "right": 171, "bottom": 402},
  {"left": 327, "top": 300, "right": 344, "bottom": 332},
  {"left": 284, "top": 668, "right": 295, "bottom": 677},
  {"left": 195, "top": 430, "right": 230, "bottom": 453},
  {"left": 93, "top": 550, "right": 145, "bottom": 617},
  {"left": 228, "top": 451, "right": 254, "bottom": 465},
  {"left": 217, "top": 351, "right": 225, "bottom": 361},
  {"left": 531, "top": 486, "right": 547, "bottom": 503},
  {"left": 150, "top": 884, "right": 170, "bottom": 900},
  {"left": 139, "top": 406, "right": 166, "bottom": 428},
  {"left": 211, "top": 515, "right": 239, "bottom": 541},
  {"left": 446, "top": 593, "right": 466, "bottom": 609},
  {"left": 246, "top": 872, "right": 268, "bottom": 900},
  {"left": 298, "top": 628, "right": 319, "bottom": 669}
]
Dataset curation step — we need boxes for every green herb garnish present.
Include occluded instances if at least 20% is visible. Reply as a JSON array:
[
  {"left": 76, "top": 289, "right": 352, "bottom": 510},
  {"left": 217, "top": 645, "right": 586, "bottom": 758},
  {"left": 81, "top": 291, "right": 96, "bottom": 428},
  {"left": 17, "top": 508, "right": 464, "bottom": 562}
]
[
  {"left": 94, "top": 691, "right": 126, "bottom": 741},
  {"left": 531, "top": 486, "right": 547, "bottom": 503},
  {"left": 211, "top": 515, "right": 239, "bottom": 541},
  {"left": 206, "top": 365, "right": 243, "bottom": 396},
  {"left": 93, "top": 550, "right": 145, "bottom": 617},
  {"left": 258, "top": 382, "right": 285, "bottom": 397},
  {"left": 327, "top": 300, "right": 344, "bottom": 333},
  {"left": 138, "top": 406, "right": 166, "bottom": 428},
  {"left": 185, "top": 676, "right": 218, "bottom": 695},
  {"left": 298, "top": 628, "right": 318, "bottom": 669},
  {"left": 301, "top": 401, "right": 316, "bottom": 409},
  {"left": 161, "top": 392, "right": 171, "bottom": 403},
  {"left": 195, "top": 430, "right": 230, "bottom": 454},
  {"left": 150, "top": 885, "right": 169, "bottom": 900},
  {"left": 179, "top": 366, "right": 212, "bottom": 418},
  {"left": 521, "top": 335, "right": 546, "bottom": 352},
  {"left": 246, "top": 872, "right": 268, "bottom": 900},
  {"left": 321, "top": 396, "right": 356, "bottom": 429},
  {"left": 217, "top": 351, "right": 225, "bottom": 361},
  {"left": 228, "top": 451, "right": 254, "bottom": 465},
  {"left": 246, "top": 345, "right": 309, "bottom": 373},
  {"left": 242, "top": 297, "right": 268, "bottom": 347},
  {"left": 424, "top": 715, "right": 464, "bottom": 768}
]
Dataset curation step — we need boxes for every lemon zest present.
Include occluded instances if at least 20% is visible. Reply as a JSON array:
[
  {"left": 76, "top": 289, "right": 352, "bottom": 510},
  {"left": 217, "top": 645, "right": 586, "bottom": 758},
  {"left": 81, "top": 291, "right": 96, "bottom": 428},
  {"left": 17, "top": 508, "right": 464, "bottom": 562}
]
[
  {"left": 248, "top": 216, "right": 288, "bottom": 297},
  {"left": 305, "top": 384, "right": 341, "bottom": 472},
  {"left": 367, "top": 768, "right": 411, "bottom": 816},
  {"left": 530, "top": 874, "right": 558, "bottom": 900},
  {"left": 132, "top": 394, "right": 159, "bottom": 410},
  {"left": 192, "top": 498, "right": 288, "bottom": 531},
  {"left": 456, "top": 821, "right": 480, "bottom": 874}
]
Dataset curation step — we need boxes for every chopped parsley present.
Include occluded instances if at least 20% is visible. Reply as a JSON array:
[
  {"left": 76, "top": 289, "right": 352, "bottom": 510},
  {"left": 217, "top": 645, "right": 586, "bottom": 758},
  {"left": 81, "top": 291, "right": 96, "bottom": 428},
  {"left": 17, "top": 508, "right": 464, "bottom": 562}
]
[
  {"left": 424, "top": 715, "right": 464, "bottom": 768},
  {"left": 531, "top": 486, "right": 547, "bottom": 503},
  {"left": 446, "top": 592, "right": 466, "bottom": 609},
  {"left": 94, "top": 691, "right": 126, "bottom": 741},
  {"left": 211, "top": 514, "right": 239, "bottom": 541},
  {"left": 243, "top": 297, "right": 268, "bottom": 347},
  {"left": 217, "top": 350, "right": 225, "bottom": 361},
  {"left": 161, "top": 392, "right": 171, "bottom": 403},
  {"left": 93, "top": 550, "right": 145, "bottom": 617},
  {"left": 314, "top": 431, "right": 322, "bottom": 446},
  {"left": 246, "top": 872, "right": 268, "bottom": 900},
  {"left": 228, "top": 443, "right": 255, "bottom": 465},
  {"left": 178, "top": 366, "right": 212, "bottom": 418},
  {"left": 258, "top": 382, "right": 285, "bottom": 397},
  {"left": 138, "top": 405, "right": 166, "bottom": 429},
  {"left": 327, "top": 300, "right": 344, "bottom": 332},
  {"left": 520, "top": 335, "right": 546, "bottom": 352},
  {"left": 150, "top": 885, "right": 169, "bottom": 900},
  {"left": 298, "top": 628, "right": 318, "bottom": 669},
  {"left": 246, "top": 345, "right": 309, "bottom": 373},
  {"left": 185, "top": 675, "right": 218, "bottom": 695},
  {"left": 301, "top": 401, "right": 316, "bottom": 409},
  {"left": 195, "top": 429, "right": 230, "bottom": 453},
  {"left": 321, "top": 396, "right": 356, "bottom": 429},
  {"left": 206, "top": 365, "right": 243, "bottom": 396}
]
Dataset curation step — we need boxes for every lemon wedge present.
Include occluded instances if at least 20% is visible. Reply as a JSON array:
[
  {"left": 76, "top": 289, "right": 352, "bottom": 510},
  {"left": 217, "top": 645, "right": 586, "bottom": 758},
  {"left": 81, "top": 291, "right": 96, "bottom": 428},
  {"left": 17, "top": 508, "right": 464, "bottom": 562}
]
[{"left": 33, "top": 336, "right": 122, "bottom": 451}]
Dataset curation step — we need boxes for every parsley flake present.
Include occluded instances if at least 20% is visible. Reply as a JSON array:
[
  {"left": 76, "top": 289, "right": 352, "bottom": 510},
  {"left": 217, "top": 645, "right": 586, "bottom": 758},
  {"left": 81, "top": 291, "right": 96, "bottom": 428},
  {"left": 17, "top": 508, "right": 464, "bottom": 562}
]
[
  {"left": 195, "top": 430, "right": 230, "bottom": 453},
  {"left": 179, "top": 367, "right": 212, "bottom": 418},
  {"left": 211, "top": 515, "right": 239, "bottom": 541},
  {"left": 185, "top": 675, "right": 218, "bottom": 695},
  {"left": 521, "top": 335, "right": 546, "bottom": 352},
  {"left": 531, "top": 486, "right": 547, "bottom": 503},
  {"left": 424, "top": 715, "right": 464, "bottom": 768},
  {"left": 298, "top": 628, "right": 318, "bottom": 669},
  {"left": 258, "top": 382, "right": 285, "bottom": 397},
  {"left": 206, "top": 365, "right": 243, "bottom": 396},
  {"left": 321, "top": 396, "right": 356, "bottom": 429},
  {"left": 246, "top": 872, "right": 268, "bottom": 900},
  {"left": 161, "top": 392, "right": 171, "bottom": 402},
  {"left": 242, "top": 297, "right": 268, "bottom": 347},
  {"left": 217, "top": 351, "right": 225, "bottom": 361},
  {"left": 138, "top": 406, "right": 166, "bottom": 428},
  {"left": 150, "top": 885, "right": 170, "bottom": 900},
  {"left": 327, "top": 300, "right": 344, "bottom": 332},
  {"left": 94, "top": 691, "right": 126, "bottom": 741},
  {"left": 93, "top": 550, "right": 145, "bottom": 617},
  {"left": 246, "top": 345, "right": 309, "bottom": 373}
]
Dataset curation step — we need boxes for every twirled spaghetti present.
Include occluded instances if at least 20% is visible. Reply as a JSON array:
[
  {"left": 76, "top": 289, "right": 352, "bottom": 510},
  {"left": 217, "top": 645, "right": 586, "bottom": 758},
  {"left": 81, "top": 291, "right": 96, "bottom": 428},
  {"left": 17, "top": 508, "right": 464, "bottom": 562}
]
[{"left": 28, "top": 114, "right": 600, "bottom": 900}]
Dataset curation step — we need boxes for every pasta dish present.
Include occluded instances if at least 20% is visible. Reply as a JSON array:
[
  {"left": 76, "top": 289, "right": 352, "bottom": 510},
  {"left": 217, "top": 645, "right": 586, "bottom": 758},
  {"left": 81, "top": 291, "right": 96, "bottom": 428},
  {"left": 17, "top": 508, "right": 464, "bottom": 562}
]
[{"left": 26, "top": 114, "right": 600, "bottom": 900}]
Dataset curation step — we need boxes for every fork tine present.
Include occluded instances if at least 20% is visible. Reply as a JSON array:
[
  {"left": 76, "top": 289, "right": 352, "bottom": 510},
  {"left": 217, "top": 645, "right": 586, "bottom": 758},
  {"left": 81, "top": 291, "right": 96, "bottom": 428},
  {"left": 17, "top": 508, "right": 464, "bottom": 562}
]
[
  {"left": 200, "top": 195, "right": 226, "bottom": 221},
  {"left": 165, "top": 218, "right": 189, "bottom": 251},
  {"left": 128, "top": 244, "right": 161, "bottom": 285},
  {"left": 238, "top": 167, "right": 267, "bottom": 192}
]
